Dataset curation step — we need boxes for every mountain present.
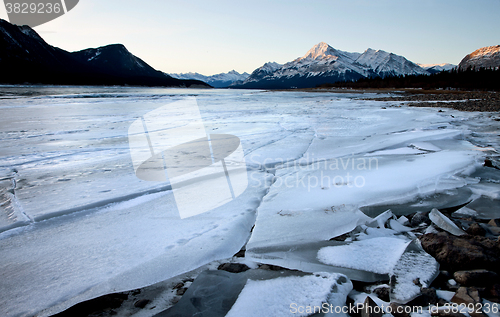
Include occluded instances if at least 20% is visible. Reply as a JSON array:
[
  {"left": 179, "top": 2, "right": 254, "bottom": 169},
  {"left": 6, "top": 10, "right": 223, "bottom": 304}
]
[
  {"left": 169, "top": 70, "right": 249, "bottom": 88},
  {"left": 0, "top": 19, "right": 209, "bottom": 87},
  {"left": 230, "top": 62, "right": 282, "bottom": 87},
  {"left": 418, "top": 63, "right": 456, "bottom": 74},
  {"left": 458, "top": 45, "right": 500, "bottom": 71},
  {"left": 233, "top": 42, "right": 429, "bottom": 89}
]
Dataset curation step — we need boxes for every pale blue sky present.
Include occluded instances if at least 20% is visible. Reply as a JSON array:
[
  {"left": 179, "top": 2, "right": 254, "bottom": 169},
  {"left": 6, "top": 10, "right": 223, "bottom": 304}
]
[{"left": 1, "top": 0, "right": 499, "bottom": 75}]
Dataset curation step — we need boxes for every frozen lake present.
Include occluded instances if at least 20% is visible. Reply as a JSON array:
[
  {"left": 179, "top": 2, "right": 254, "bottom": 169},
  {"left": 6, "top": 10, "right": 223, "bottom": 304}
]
[{"left": 0, "top": 86, "right": 499, "bottom": 316}]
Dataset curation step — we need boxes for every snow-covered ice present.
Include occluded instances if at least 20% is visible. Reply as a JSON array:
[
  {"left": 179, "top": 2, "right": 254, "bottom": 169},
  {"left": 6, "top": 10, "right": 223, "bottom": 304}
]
[{"left": 0, "top": 86, "right": 498, "bottom": 316}]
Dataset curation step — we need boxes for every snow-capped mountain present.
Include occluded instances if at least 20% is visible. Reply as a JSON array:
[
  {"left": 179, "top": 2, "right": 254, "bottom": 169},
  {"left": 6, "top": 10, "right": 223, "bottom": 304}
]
[
  {"left": 356, "top": 48, "right": 428, "bottom": 77},
  {"left": 458, "top": 45, "right": 500, "bottom": 71},
  {"left": 234, "top": 42, "right": 429, "bottom": 89},
  {"left": 169, "top": 70, "right": 249, "bottom": 88},
  {"left": 231, "top": 62, "right": 282, "bottom": 86},
  {"left": 418, "top": 63, "right": 456, "bottom": 74}
]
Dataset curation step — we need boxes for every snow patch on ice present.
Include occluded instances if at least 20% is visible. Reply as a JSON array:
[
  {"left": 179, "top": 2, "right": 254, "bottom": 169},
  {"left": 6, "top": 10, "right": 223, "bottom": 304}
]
[
  {"left": 226, "top": 272, "right": 352, "bottom": 317},
  {"left": 317, "top": 237, "right": 410, "bottom": 274}
]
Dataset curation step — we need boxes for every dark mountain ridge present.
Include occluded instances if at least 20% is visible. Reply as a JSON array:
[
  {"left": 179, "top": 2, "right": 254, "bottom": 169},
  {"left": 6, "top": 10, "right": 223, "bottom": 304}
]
[{"left": 0, "top": 19, "right": 209, "bottom": 87}]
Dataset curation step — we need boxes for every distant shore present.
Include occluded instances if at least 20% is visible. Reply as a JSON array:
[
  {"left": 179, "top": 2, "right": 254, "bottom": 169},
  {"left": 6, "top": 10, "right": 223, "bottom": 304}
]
[{"left": 296, "top": 88, "right": 500, "bottom": 112}]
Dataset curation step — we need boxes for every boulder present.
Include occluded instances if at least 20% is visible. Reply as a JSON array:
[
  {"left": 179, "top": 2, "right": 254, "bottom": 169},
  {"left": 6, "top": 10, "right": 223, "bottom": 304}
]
[
  {"left": 373, "top": 287, "right": 390, "bottom": 302},
  {"left": 133, "top": 299, "right": 150, "bottom": 309},
  {"left": 361, "top": 296, "right": 383, "bottom": 317},
  {"left": 466, "top": 223, "right": 487, "bottom": 236},
  {"left": 486, "top": 284, "right": 500, "bottom": 303},
  {"left": 420, "top": 232, "right": 500, "bottom": 272},
  {"left": 453, "top": 270, "right": 498, "bottom": 286},
  {"left": 217, "top": 263, "right": 250, "bottom": 273},
  {"left": 488, "top": 219, "right": 500, "bottom": 227},
  {"left": 411, "top": 212, "right": 431, "bottom": 227},
  {"left": 407, "top": 288, "right": 439, "bottom": 307},
  {"left": 451, "top": 287, "right": 485, "bottom": 317}
]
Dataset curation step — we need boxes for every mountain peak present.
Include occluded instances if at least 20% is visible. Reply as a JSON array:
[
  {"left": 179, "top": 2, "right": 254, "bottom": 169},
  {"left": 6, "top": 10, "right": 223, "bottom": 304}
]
[
  {"left": 459, "top": 45, "right": 500, "bottom": 70},
  {"left": 302, "top": 42, "right": 338, "bottom": 60}
]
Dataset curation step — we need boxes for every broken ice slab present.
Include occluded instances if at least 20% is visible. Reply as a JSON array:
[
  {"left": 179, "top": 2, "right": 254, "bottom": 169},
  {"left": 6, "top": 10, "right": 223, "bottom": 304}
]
[
  {"left": 226, "top": 272, "right": 352, "bottom": 317},
  {"left": 429, "top": 208, "right": 466, "bottom": 236},
  {"left": 246, "top": 205, "right": 371, "bottom": 249},
  {"left": 364, "top": 147, "right": 427, "bottom": 156},
  {"left": 463, "top": 196, "right": 500, "bottom": 220},
  {"left": 360, "top": 186, "right": 474, "bottom": 218},
  {"left": 316, "top": 237, "right": 439, "bottom": 304},
  {"left": 366, "top": 209, "right": 394, "bottom": 228},
  {"left": 452, "top": 206, "right": 478, "bottom": 217},
  {"left": 469, "top": 165, "right": 500, "bottom": 184},
  {"left": 317, "top": 237, "right": 411, "bottom": 275},
  {"left": 410, "top": 142, "right": 442, "bottom": 152},
  {"left": 156, "top": 269, "right": 352, "bottom": 317},
  {"left": 389, "top": 219, "right": 413, "bottom": 233},
  {"left": 246, "top": 240, "right": 388, "bottom": 282},
  {"left": 390, "top": 241, "right": 440, "bottom": 303}
]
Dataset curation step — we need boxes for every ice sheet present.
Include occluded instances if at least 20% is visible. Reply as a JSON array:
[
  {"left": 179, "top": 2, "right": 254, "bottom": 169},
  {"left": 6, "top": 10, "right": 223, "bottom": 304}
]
[{"left": 0, "top": 87, "right": 498, "bottom": 317}]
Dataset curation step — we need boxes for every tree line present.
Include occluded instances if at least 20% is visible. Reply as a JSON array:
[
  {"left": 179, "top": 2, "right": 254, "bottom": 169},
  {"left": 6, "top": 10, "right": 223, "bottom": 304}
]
[{"left": 318, "top": 67, "right": 500, "bottom": 91}]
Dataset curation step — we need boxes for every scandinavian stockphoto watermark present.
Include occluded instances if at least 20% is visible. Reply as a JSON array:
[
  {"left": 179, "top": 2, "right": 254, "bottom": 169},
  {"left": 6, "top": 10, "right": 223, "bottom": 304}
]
[
  {"left": 249, "top": 153, "right": 378, "bottom": 191},
  {"left": 128, "top": 97, "right": 248, "bottom": 219},
  {"left": 3, "top": 0, "right": 79, "bottom": 28}
]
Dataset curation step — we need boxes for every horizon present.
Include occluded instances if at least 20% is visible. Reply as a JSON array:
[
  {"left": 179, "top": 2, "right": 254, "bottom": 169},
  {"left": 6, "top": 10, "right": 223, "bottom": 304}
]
[{"left": 1, "top": 0, "right": 499, "bottom": 76}]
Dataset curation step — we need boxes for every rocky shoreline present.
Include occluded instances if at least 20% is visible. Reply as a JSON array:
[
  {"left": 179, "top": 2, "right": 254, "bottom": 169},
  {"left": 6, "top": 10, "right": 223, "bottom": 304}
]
[
  {"left": 298, "top": 88, "right": 500, "bottom": 112},
  {"left": 362, "top": 91, "right": 500, "bottom": 112}
]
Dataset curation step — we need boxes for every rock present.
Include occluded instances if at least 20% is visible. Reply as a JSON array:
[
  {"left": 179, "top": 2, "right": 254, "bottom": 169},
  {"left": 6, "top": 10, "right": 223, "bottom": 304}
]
[
  {"left": 488, "top": 219, "right": 500, "bottom": 227},
  {"left": 53, "top": 292, "right": 128, "bottom": 317},
  {"left": 389, "top": 302, "right": 411, "bottom": 317},
  {"left": 331, "top": 233, "right": 350, "bottom": 241},
  {"left": 432, "top": 271, "right": 451, "bottom": 289},
  {"left": 130, "top": 289, "right": 141, "bottom": 296},
  {"left": 452, "top": 287, "right": 481, "bottom": 304},
  {"left": 407, "top": 288, "right": 439, "bottom": 307},
  {"left": 176, "top": 288, "right": 187, "bottom": 296},
  {"left": 346, "top": 296, "right": 362, "bottom": 317},
  {"left": 466, "top": 223, "right": 487, "bottom": 236},
  {"left": 373, "top": 287, "right": 390, "bottom": 302},
  {"left": 233, "top": 249, "right": 246, "bottom": 257},
  {"left": 411, "top": 212, "right": 431, "bottom": 227},
  {"left": 217, "top": 263, "right": 250, "bottom": 273},
  {"left": 173, "top": 282, "right": 184, "bottom": 289},
  {"left": 361, "top": 296, "right": 383, "bottom": 317},
  {"left": 420, "top": 232, "right": 500, "bottom": 272},
  {"left": 489, "top": 226, "right": 500, "bottom": 236},
  {"left": 451, "top": 287, "right": 484, "bottom": 317},
  {"left": 134, "top": 299, "right": 150, "bottom": 309},
  {"left": 453, "top": 269, "right": 498, "bottom": 286},
  {"left": 486, "top": 284, "right": 500, "bottom": 303},
  {"left": 258, "top": 264, "right": 290, "bottom": 271},
  {"left": 170, "top": 297, "right": 180, "bottom": 305},
  {"left": 484, "top": 159, "right": 500, "bottom": 170}
]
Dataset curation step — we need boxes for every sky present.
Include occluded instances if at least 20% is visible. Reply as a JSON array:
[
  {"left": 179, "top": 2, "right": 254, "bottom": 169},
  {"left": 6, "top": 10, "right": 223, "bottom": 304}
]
[{"left": 1, "top": 0, "right": 499, "bottom": 75}]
